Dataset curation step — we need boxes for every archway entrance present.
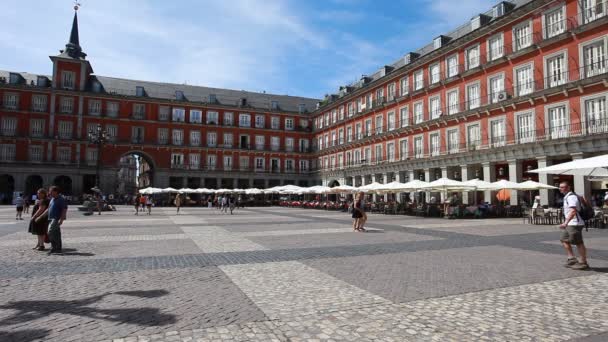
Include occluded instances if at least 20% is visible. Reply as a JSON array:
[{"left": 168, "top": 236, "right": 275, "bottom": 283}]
[
  {"left": 117, "top": 152, "right": 154, "bottom": 196},
  {"left": 328, "top": 180, "right": 340, "bottom": 202},
  {"left": 53, "top": 175, "right": 73, "bottom": 195},
  {"left": 25, "top": 175, "right": 43, "bottom": 197},
  {"left": 0, "top": 174, "right": 15, "bottom": 204}
]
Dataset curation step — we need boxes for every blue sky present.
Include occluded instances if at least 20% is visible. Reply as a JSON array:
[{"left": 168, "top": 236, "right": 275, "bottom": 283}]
[{"left": 0, "top": 0, "right": 496, "bottom": 99}]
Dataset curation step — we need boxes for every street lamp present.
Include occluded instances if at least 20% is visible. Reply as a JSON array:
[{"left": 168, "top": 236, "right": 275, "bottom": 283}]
[{"left": 88, "top": 123, "right": 108, "bottom": 191}]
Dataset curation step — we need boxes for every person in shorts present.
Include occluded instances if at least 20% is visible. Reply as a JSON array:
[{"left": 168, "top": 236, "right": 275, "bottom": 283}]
[
  {"left": 15, "top": 193, "right": 24, "bottom": 220},
  {"left": 559, "top": 182, "right": 589, "bottom": 270},
  {"left": 145, "top": 195, "right": 153, "bottom": 215}
]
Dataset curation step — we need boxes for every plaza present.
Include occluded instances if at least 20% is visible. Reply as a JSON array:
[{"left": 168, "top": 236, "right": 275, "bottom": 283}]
[{"left": 1, "top": 205, "right": 608, "bottom": 341}]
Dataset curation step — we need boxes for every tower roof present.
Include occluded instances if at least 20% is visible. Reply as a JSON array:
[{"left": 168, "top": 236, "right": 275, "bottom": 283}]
[{"left": 58, "top": 10, "right": 87, "bottom": 60}]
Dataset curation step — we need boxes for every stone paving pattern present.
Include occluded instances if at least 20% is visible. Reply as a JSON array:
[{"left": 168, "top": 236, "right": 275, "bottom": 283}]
[{"left": 0, "top": 205, "right": 607, "bottom": 341}]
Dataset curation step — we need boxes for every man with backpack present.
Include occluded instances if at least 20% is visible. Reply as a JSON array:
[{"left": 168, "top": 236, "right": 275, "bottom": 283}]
[{"left": 559, "top": 182, "right": 590, "bottom": 270}]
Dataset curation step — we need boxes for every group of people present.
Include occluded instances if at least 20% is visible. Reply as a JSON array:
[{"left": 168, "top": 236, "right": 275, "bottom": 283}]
[
  {"left": 351, "top": 192, "right": 368, "bottom": 232},
  {"left": 25, "top": 186, "right": 68, "bottom": 254},
  {"left": 133, "top": 194, "right": 153, "bottom": 215}
]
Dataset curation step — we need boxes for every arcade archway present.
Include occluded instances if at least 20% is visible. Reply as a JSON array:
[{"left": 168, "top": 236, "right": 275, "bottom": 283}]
[
  {"left": 53, "top": 175, "right": 73, "bottom": 195},
  {"left": 117, "top": 151, "right": 154, "bottom": 195},
  {"left": 25, "top": 175, "right": 43, "bottom": 197},
  {"left": 0, "top": 174, "right": 15, "bottom": 204}
]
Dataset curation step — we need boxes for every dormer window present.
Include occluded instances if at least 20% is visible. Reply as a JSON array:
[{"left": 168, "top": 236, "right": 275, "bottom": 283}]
[
  {"left": 9, "top": 73, "right": 22, "bottom": 85},
  {"left": 92, "top": 81, "right": 102, "bottom": 93},
  {"left": 471, "top": 16, "right": 481, "bottom": 30},
  {"left": 175, "top": 90, "right": 184, "bottom": 101},
  {"left": 433, "top": 37, "right": 442, "bottom": 49},
  {"left": 298, "top": 104, "right": 306, "bottom": 113},
  {"left": 271, "top": 101, "right": 279, "bottom": 110},
  {"left": 208, "top": 94, "right": 217, "bottom": 103},
  {"left": 37, "top": 76, "right": 48, "bottom": 87},
  {"left": 136, "top": 86, "right": 145, "bottom": 97},
  {"left": 61, "top": 71, "right": 75, "bottom": 89}
]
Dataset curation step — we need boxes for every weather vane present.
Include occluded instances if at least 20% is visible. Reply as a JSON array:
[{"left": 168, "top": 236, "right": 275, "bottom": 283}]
[{"left": 74, "top": 1, "right": 81, "bottom": 11}]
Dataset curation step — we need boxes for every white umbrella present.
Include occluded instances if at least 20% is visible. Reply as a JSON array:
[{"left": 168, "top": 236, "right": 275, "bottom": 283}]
[
  {"left": 487, "top": 179, "right": 525, "bottom": 191},
  {"left": 326, "top": 184, "right": 358, "bottom": 194},
  {"left": 162, "top": 187, "right": 179, "bottom": 193},
  {"left": 529, "top": 154, "right": 608, "bottom": 177},
  {"left": 178, "top": 188, "right": 196, "bottom": 194},
  {"left": 215, "top": 188, "right": 233, "bottom": 194},
  {"left": 302, "top": 185, "right": 331, "bottom": 194},
  {"left": 245, "top": 188, "right": 264, "bottom": 195},
  {"left": 374, "top": 181, "right": 411, "bottom": 193},
  {"left": 357, "top": 182, "right": 385, "bottom": 193},
  {"left": 139, "top": 187, "right": 162, "bottom": 194},
  {"left": 420, "top": 178, "right": 475, "bottom": 191},
  {"left": 196, "top": 188, "right": 213, "bottom": 193},
  {"left": 263, "top": 186, "right": 282, "bottom": 194},
  {"left": 400, "top": 179, "right": 430, "bottom": 191},
  {"left": 517, "top": 180, "right": 558, "bottom": 190},
  {"left": 463, "top": 178, "right": 492, "bottom": 189},
  {"left": 278, "top": 185, "right": 305, "bottom": 194}
]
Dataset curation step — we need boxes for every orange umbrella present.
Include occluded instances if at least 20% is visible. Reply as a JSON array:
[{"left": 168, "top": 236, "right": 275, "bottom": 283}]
[{"left": 496, "top": 189, "right": 510, "bottom": 202}]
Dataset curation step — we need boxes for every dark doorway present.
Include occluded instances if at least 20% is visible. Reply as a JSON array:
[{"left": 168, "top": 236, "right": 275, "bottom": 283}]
[
  {"left": 221, "top": 178, "right": 233, "bottom": 189},
  {"left": 0, "top": 174, "right": 15, "bottom": 204},
  {"left": 53, "top": 176, "right": 73, "bottom": 195},
  {"left": 238, "top": 179, "right": 249, "bottom": 189},
  {"left": 169, "top": 177, "right": 184, "bottom": 189},
  {"left": 83, "top": 175, "right": 96, "bottom": 195},
  {"left": 205, "top": 178, "right": 218, "bottom": 189},
  {"left": 25, "top": 175, "right": 43, "bottom": 197}
]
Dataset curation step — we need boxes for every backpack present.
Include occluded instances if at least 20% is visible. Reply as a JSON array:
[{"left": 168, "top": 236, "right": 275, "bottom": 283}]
[{"left": 567, "top": 193, "right": 594, "bottom": 226}]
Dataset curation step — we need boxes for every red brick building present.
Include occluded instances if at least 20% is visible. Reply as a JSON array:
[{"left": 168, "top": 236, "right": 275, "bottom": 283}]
[
  {"left": 312, "top": 0, "right": 608, "bottom": 206},
  {"left": 0, "top": 11, "right": 317, "bottom": 201}
]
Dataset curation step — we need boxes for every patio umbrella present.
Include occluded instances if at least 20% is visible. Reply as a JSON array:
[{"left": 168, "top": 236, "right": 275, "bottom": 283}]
[
  {"left": 528, "top": 154, "right": 608, "bottom": 177},
  {"left": 245, "top": 188, "right": 263, "bottom": 195},
  {"left": 517, "top": 180, "right": 558, "bottom": 190},
  {"left": 162, "top": 187, "right": 179, "bottom": 193},
  {"left": 420, "top": 178, "right": 475, "bottom": 191},
  {"left": 357, "top": 182, "right": 385, "bottom": 193},
  {"left": 326, "top": 184, "right": 358, "bottom": 194},
  {"left": 375, "top": 181, "right": 413, "bottom": 194},
  {"left": 399, "top": 179, "right": 430, "bottom": 191},
  {"left": 462, "top": 179, "right": 492, "bottom": 205}
]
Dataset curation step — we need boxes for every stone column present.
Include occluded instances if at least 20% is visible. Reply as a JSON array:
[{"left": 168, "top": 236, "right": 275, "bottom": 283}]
[
  {"left": 440, "top": 167, "right": 448, "bottom": 202},
  {"left": 217, "top": 177, "right": 223, "bottom": 189},
  {"left": 264, "top": 179, "right": 269, "bottom": 189},
  {"left": 280, "top": 179, "right": 285, "bottom": 185},
  {"left": 508, "top": 159, "right": 522, "bottom": 205},
  {"left": 571, "top": 153, "right": 590, "bottom": 200},
  {"left": 395, "top": 172, "right": 402, "bottom": 203},
  {"left": 248, "top": 178, "right": 254, "bottom": 189},
  {"left": 233, "top": 178, "right": 239, "bottom": 189},
  {"left": 537, "top": 157, "right": 552, "bottom": 206},
  {"left": 424, "top": 168, "right": 431, "bottom": 202},
  {"left": 460, "top": 165, "right": 470, "bottom": 204},
  {"left": 482, "top": 162, "right": 495, "bottom": 203}
]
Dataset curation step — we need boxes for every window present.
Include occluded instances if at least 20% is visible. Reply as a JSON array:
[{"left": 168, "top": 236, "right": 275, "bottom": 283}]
[
  {"left": 354, "top": 150, "right": 361, "bottom": 164},
  {"left": 332, "top": 109, "right": 338, "bottom": 122},
  {"left": 324, "top": 134, "right": 329, "bottom": 148},
  {"left": 447, "top": 89, "right": 459, "bottom": 114},
  {"left": 158, "top": 128, "right": 169, "bottom": 144},
  {"left": 133, "top": 103, "right": 146, "bottom": 119},
  {"left": 172, "top": 108, "right": 185, "bottom": 122},
  {"left": 255, "top": 157, "right": 265, "bottom": 170},
  {"left": 89, "top": 100, "right": 101, "bottom": 116},
  {"left": 158, "top": 106, "right": 170, "bottom": 121},
  {"left": 223, "top": 133, "right": 233, "bottom": 147},
  {"left": 400, "top": 139, "right": 408, "bottom": 160},
  {"left": 207, "top": 132, "right": 217, "bottom": 147},
  {"left": 60, "top": 97, "right": 74, "bottom": 114},
  {"left": 515, "top": 64, "right": 534, "bottom": 96},
  {"left": 30, "top": 119, "right": 44, "bottom": 137},
  {"left": 447, "top": 129, "right": 459, "bottom": 154},
  {"left": 347, "top": 102, "right": 354, "bottom": 116},
  {"left": 388, "top": 83, "right": 396, "bottom": 100},
  {"left": 387, "top": 143, "right": 395, "bottom": 161},
  {"left": 285, "top": 137, "right": 294, "bottom": 151},
  {"left": 271, "top": 117, "right": 280, "bottom": 129},
  {"left": 3, "top": 93, "right": 18, "bottom": 110},
  {"left": 429, "top": 132, "right": 440, "bottom": 156},
  {"left": 487, "top": 34, "right": 504, "bottom": 61},
  {"left": 330, "top": 156, "right": 336, "bottom": 169},
  {"left": 331, "top": 131, "right": 337, "bottom": 146},
  {"left": 513, "top": 21, "right": 532, "bottom": 51},
  {"left": 299, "top": 160, "right": 308, "bottom": 172},
  {"left": 189, "top": 154, "right": 200, "bottom": 170},
  {"left": 429, "top": 96, "right": 441, "bottom": 120},
  {"left": 387, "top": 112, "right": 396, "bottom": 131},
  {"left": 430, "top": 63, "right": 441, "bottom": 84},
  {"left": 105, "top": 124, "right": 117, "bottom": 142},
  {"left": 414, "top": 136, "right": 424, "bottom": 158},
  {"left": 223, "top": 156, "right": 232, "bottom": 170},
  {"left": 190, "top": 131, "right": 201, "bottom": 146},
  {"left": 85, "top": 148, "right": 97, "bottom": 165},
  {"left": 466, "top": 45, "right": 480, "bottom": 69},
  {"left": 582, "top": 39, "right": 607, "bottom": 77},
  {"left": 239, "top": 114, "right": 251, "bottom": 127},
  {"left": 32, "top": 95, "right": 47, "bottom": 112},
  {"left": 271, "top": 136, "right": 280, "bottom": 151},
  {"left": 488, "top": 74, "right": 505, "bottom": 103},
  {"left": 585, "top": 95, "right": 608, "bottom": 133},
  {"left": 240, "top": 156, "right": 249, "bottom": 170},
  {"left": 205, "top": 111, "right": 217, "bottom": 124},
  {"left": 365, "top": 119, "right": 372, "bottom": 136},
  {"left": 446, "top": 54, "right": 459, "bottom": 78},
  {"left": 346, "top": 127, "right": 353, "bottom": 142},
  {"left": 582, "top": 0, "right": 606, "bottom": 23},
  {"left": 172, "top": 153, "right": 184, "bottom": 168},
  {"left": 299, "top": 138, "right": 309, "bottom": 152},
  {"left": 221, "top": 112, "right": 232, "bottom": 126},
  {"left": 544, "top": 5, "right": 565, "bottom": 38},
  {"left": 57, "top": 147, "right": 71, "bottom": 163},
  {"left": 255, "top": 135, "right": 265, "bottom": 150},
  {"left": 467, "top": 124, "right": 481, "bottom": 150},
  {"left": 375, "top": 115, "right": 383, "bottom": 134},
  {"left": 1, "top": 117, "right": 16, "bottom": 136},
  {"left": 207, "top": 155, "right": 217, "bottom": 170},
  {"left": 400, "top": 106, "right": 409, "bottom": 127},
  {"left": 255, "top": 115, "right": 265, "bottom": 128},
  {"left": 286, "top": 159, "right": 294, "bottom": 172},
  {"left": 338, "top": 128, "right": 344, "bottom": 144},
  {"left": 58, "top": 121, "right": 73, "bottom": 139},
  {"left": 414, "top": 70, "right": 424, "bottom": 90},
  {"left": 355, "top": 123, "right": 362, "bottom": 139},
  {"left": 374, "top": 145, "right": 383, "bottom": 163},
  {"left": 516, "top": 111, "right": 535, "bottom": 143},
  {"left": 489, "top": 118, "right": 506, "bottom": 147},
  {"left": 29, "top": 145, "right": 43, "bottom": 162},
  {"left": 471, "top": 16, "right": 481, "bottom": 30},
  {"left": 467, "top": 83, "right": 480, "bottom": 109},
  {"left": 285, "top": 118, "right": 294, "bottom": 130},
  {"left": 190, "top": 110, "right": 203, "bottom": 124},
  {"left": 357, "top": 98, "right": 364, "bottom": 113},
  {"left": 364, "top": 148, "right": 371, "bottom": 164},
  {"left": 325, "top": 112, "right": 330, "bottom": 125},
  {"left": 414, "top": 102, "right": 424, "bottom": 124},
  {"left": 131, "top": 127, "right": 144, "bottom": 143},
  {"left": 548, "top": 105, "right": 569, "bottom": 139},
  {"left": 0, "top": 144, "right": 16, "bottom": 161},
  {"left": 107, "top": 102, "right": 119, "bottom": 118},
  {"left": 61, "top": 71, "right": 75, "bottom": 89},
  {"left": 546, "top": 52, "right": 567, "bottom": 87},
  {"left": 400, "top": 76, "right": 409, "bottom": 96}
]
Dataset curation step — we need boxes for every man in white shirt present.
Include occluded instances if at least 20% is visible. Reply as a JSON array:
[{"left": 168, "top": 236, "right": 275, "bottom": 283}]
[{"left": 559, "top": 182, "right": 589, "bottom": 270}]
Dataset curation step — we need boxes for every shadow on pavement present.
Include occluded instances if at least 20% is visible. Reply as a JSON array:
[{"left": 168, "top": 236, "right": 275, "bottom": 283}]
[
  {"left": 53, "top": 248, "right": 95, "bottom": 257},
  {"left": 0, "top": 328, "right": 50, "bottom": 342},
  {"left": 0, "top": 290, "right": 175, "bottom": 328}
]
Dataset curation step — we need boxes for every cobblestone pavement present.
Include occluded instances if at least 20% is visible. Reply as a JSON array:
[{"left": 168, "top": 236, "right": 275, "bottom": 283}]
[{"left": 1, "top": 205, "right": 608, "bottom": 341}]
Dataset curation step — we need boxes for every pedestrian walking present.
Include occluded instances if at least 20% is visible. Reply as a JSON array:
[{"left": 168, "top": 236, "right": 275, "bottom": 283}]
[
  {"left": 221, "top": 196, "right": 228, "bottom": 214},
  {"left": 352, "top": 192, "right": 367, "bottom": 232},
  {"left": 559, "top": 182, "right": 590, "bottom": 270},
  {"left": 40, "top": 186, "right": 68, "bottom": 255},
  {"left": 229, "top": 196, "right": 235, "bottom": 215},
  {"left": 15, "top": 193, "right": 24, "bottom": 220},
  {"left": 134, "top": 194, "right": 141, "bottom": 215},
  {"left": 145, "top": 195, "right": 153, "bottom": 215},
  {"left": 29, "top": 188, "right": 50, "bottom": 251},
  {"left": 175, "top": 193, "right": 183, "bottom": 215},
  {"left": 23, "top": 195, "right": 30, "bottom": 214}
]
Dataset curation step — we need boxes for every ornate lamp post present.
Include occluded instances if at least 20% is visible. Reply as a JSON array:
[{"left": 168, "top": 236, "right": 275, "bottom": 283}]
[{"left": 88, "top": 123, "right": 107, "bottom": 191}]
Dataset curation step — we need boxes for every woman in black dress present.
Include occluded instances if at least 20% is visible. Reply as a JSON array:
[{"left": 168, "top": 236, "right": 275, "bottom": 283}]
[
  {"left": 29, "top": 188, "right": 49, "bottom": 251},
  {"left": 352, "top": 192, "right": 366, "bottom": 232}
]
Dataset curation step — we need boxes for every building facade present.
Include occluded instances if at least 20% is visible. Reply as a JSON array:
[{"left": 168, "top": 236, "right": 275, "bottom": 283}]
[
  {"left": 312, "top": 0, "right": 608, "bottom": 206},
  {"left": 0, "top": 11, "right": 317, "bottom": 201}
]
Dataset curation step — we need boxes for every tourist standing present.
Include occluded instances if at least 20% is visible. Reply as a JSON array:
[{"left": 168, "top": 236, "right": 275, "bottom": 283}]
[
  {"left": 352, "top": 192, "right": 367, "bottom": 232},
  {"left": 134, "top": 194, "right": 141, "bottom": 215},
  {"left": 15, "top": 193, "right": 24, "bottom": 220},
  {"left": 229, "top": 196, "right": 235, "bottom": 215},
  {"left": 30, "top": 188, "right": 50, "bottom": 251},
  {"left": 42, "top": 186, "right": 68, "bottom": 254},
  {"left": 146, "top": 195, "right": 153, "bottom": 215},
  {"left": 23, "top": 195, "right": 30, "bottom": 214},
  {"left": 221, "top": 196, "right": 228, "bottom": 214},
  {"left": 175, "top": 193, "right": 182, "bottom": 215},
  {"left": 559, "top": 182, "right": 590, "bottom": 270}
]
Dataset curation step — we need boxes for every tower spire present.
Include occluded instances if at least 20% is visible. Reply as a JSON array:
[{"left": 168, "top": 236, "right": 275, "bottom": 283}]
[{"left": 62, "top": 3, "right": 86, "bottom": 59}]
